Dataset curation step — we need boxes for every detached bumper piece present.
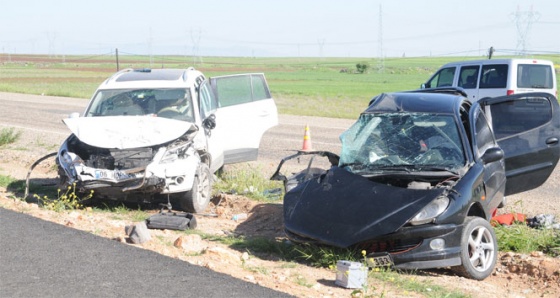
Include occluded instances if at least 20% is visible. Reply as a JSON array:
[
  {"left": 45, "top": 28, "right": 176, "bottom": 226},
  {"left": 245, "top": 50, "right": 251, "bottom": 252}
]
[{"left": 146, "top": 211, "right": 197, "bottom": 230}]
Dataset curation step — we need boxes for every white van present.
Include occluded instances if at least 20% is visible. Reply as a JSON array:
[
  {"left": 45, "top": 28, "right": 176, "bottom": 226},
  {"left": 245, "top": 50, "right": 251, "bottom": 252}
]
[{"left": 421, "top": 59, "right": 557, "bottom": 102}]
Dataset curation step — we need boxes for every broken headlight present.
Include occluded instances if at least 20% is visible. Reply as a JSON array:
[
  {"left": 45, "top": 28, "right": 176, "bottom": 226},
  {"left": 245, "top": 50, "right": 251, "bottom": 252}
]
[
  {"left": 409, "top": 196, "right": 449, "bottom": 225},
  {"left": 159, "top": 142, "right": 191, "bottom": 164}
]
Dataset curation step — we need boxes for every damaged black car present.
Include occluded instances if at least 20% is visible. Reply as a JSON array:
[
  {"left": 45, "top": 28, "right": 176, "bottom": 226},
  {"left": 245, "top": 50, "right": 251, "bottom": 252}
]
[{"left": 272, "top": 91, "right": 560, "bottom": 280}]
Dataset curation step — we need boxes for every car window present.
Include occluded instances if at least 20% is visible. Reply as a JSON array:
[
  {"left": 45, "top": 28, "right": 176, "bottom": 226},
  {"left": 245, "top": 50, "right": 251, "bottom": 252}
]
[
  {"left": 425, "top": 67, "right": 455, "bottom": 88},
  {"left": 210, "top": 74, "right": 271, "bottom": 108},
  {"left": 474, "top": 108, "right": 496, "bottom": 156},
  {"left": 517, "top": 64, "right": 554, "bottom": 89},
  {"left": 480, "top": 64, "right": 508, "bottom": 89},
  {"left": 199, "top": 81, "right": 218, "bottom": 119},
  {"left": 487, "top": 96, "right": 552, "bottom": 140},
  {"left": 458, "top": 66, "right": 479, "bottom": 89}
]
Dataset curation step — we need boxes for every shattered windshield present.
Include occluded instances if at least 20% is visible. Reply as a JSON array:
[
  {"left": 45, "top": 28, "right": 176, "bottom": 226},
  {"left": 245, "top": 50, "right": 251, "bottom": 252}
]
[
  {"left": 85, "top": 88, "right": 195, "bottom": 122},
  {"left": 339, "top": 112, "right": 465, "bottom": 174}
]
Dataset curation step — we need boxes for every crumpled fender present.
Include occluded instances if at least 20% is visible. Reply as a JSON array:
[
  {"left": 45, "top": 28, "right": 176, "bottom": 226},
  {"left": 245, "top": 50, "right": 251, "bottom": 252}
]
[{"left": 283, "top": 166, "right": 446, "bottom": 248}]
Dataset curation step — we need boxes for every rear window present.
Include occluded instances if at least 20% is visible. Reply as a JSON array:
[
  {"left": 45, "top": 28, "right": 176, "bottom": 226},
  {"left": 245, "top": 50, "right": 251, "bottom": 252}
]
[
  {"left": 480, "top": 64, "right": 508, "bottom": 89},
  {"left": 517, "top": 64, "right": 554, "bottom": 89}
]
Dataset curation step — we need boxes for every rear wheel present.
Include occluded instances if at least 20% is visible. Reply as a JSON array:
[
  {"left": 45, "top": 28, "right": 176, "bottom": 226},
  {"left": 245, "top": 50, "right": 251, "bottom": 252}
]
[
  {"left": 453, "top": 216, "right": 497, "bottom": 280},
  {"left": 179, "top": 163, "right": 211, "bottom": 213}
]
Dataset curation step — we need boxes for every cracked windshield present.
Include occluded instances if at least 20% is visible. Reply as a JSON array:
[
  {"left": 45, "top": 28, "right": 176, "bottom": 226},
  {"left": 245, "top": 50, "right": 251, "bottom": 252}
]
[
  {"left": 86, "top": 88, "right": 195, "bottom": 122},
  {"left": 339, "top": 112, "right": 465, "bottom": 174}
]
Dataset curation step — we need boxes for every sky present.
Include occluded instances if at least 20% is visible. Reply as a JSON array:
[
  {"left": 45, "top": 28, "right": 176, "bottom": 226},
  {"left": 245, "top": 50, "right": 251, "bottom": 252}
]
[{"left": 0, "top": 0, "right": 558, "bottom": 58}]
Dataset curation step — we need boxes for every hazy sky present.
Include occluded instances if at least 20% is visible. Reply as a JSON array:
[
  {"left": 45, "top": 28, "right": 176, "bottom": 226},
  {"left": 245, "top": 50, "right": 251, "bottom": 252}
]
[{"left": 1, "top": 0, "right": 558, "bottom": 58}]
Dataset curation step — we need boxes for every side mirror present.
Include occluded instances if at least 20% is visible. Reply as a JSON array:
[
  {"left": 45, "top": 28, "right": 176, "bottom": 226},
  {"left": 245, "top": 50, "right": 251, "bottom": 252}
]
[
  {"left": 481, "top": 147, "right": 504, "bottom": 164},
  {"left": 420, "top": 83, "right": 426, "bottom": 89},
  {"left": 202, "top": 114, "right": 216, "bottom": 130},
  {"left": 69, "top": 112, "right": 80, "bottom": 118}
]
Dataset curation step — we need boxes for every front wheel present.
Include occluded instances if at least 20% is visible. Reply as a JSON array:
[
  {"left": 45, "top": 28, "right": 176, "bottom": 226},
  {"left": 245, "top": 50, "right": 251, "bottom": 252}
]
[
  {"left": 179, "top": 163, "right": 211, "bottom": 213},
  {"left": 453, "top": 216, "right": 497, "bottom": 280}
]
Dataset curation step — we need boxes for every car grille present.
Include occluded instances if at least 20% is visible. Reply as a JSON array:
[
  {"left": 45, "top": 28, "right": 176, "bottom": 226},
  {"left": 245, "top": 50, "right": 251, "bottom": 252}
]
[{"left": 357, "top": 238, "right": 422, "bottom": 254}]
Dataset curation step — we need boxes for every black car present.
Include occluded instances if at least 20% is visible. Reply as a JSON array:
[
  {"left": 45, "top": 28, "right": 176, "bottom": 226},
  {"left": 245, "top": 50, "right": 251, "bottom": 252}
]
[{"left": 271, "top": 91, "right": 560, "bottom": 280}]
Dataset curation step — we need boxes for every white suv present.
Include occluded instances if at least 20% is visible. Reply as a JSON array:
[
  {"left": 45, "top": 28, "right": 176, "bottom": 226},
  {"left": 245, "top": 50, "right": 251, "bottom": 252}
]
[{"left": 56, "top": 68, "right": 278, "bottom": 212}]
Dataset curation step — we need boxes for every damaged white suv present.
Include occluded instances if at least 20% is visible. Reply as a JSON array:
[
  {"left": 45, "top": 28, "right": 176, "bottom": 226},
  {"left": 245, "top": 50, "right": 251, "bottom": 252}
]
[{"left": 56, "top": 68, "right": 278, "bottom": 212}]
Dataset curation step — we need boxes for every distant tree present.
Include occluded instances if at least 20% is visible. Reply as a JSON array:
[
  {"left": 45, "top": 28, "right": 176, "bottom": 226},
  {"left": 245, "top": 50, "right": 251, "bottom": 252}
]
[{"left": 355, "top": 62, "right": 369, "bottom": 74}]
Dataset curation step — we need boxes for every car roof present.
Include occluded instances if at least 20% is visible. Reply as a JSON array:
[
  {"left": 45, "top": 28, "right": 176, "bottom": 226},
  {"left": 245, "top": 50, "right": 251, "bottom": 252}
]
[
  {"left": 96, "top": 68, "right": 205, "bottom": 90},
  {"left": 440, "top": 58, "right": 554, "bottom": 67},
  {"left": 364, "top": 92, "right": 464, "bottom": 114}
]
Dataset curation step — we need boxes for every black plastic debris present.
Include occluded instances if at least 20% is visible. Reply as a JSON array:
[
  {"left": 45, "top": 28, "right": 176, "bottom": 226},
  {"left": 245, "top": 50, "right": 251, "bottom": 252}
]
[{"left": 146, "top": 211, "right": 197, "bottom": 231}]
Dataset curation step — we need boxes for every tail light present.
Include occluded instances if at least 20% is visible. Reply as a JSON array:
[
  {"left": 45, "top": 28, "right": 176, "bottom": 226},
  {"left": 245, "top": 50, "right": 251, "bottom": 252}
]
[{"left": 507, "top": 90, "right": 514, "bottom": 95}]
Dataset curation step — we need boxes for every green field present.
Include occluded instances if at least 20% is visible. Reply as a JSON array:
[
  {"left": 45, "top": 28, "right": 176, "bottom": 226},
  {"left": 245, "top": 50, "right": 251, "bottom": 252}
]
[{"left": 1, "top": 54, "right": 559, "bottom": 118}]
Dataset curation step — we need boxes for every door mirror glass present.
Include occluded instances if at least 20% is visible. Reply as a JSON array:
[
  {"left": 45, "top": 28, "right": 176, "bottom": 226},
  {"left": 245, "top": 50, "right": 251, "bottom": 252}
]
[{"left": 203, "top": 114, "right": 216, "bottom": 130}]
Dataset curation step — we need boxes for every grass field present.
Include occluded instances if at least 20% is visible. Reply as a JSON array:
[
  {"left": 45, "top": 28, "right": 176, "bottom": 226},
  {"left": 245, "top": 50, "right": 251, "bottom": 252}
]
[{"left": 1, "top": 53, "right": 559, "bottom": 118}]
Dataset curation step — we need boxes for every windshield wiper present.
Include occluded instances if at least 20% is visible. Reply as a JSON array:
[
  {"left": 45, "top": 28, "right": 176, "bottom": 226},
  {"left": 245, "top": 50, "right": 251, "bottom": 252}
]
[
  {"left": 415, "top": 165, "right": 459, "bottom": 175},
  {"left": 339, "top": 162, "right": 365, "bottom": 170},
  {"left": 367, "top": 164, "right": 415, "bottom": 172}
]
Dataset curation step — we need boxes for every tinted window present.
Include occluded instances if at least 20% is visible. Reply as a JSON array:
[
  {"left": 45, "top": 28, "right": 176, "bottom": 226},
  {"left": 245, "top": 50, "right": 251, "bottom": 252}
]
[
  {"left": 458, "top": 66, "right": 479, "bottom": 89},
  {"left": 488, "top": 96, "right": 552, "bottom": 140},
  {"left": 211, "top": 74, "right": 271, "bottom": 108},
  {"left": 199, "top": 82, "right": 218, "bottom": 119},
  {"left": 474, "top": 108, "right": 496, "bottom": 155},
  {"left": 517, "top": 64, "right": 554, "bottom": 89},
  {"left": 426, "top": 67, "right": 455, "bottom": 88},
  {"left": 480, "top": 64, "right": 508, "bottom": 89}
]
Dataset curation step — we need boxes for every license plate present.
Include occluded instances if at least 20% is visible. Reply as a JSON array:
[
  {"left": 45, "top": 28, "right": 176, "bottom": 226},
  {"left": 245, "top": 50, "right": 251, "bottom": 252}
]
[
  {"left": 367, "top": 253, "right": 393, "bottom": 267},
  {"left": 95, "top": 170, "right": 132, "bottom": 181}
]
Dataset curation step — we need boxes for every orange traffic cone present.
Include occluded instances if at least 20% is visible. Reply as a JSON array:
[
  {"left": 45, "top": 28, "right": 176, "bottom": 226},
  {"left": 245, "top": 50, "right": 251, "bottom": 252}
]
[{"left": 300, "top": 124, "right": 313, "bottom": 151}]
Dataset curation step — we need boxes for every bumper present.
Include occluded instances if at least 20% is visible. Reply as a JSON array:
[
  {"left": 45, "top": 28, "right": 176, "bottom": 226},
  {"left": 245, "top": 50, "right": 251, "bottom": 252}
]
[
  {"left": 363, "top": 223, "right": 463, "bottom": 270},
  {"left": 58, "top": 154, "right": 200, "bottom": 198},
  {"left": 286, "top": 222, "right": 464, "bottom": 270}
]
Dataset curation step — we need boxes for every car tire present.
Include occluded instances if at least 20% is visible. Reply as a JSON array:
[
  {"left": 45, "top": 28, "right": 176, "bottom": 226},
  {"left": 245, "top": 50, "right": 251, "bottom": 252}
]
[
  {"left": 179, "top": 163, "right": 211, "bottom": 213},
  {"left": 453, "top": 216, "right": 497, "bottom": 280}
]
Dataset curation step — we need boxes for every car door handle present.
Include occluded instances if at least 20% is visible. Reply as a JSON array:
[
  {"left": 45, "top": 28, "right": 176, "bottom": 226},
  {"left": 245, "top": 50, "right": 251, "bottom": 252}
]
[
  {"left": 258, "top": 110, "right": 270, "bottom": 117},
  {"left": 546, "top": 137, "right": 559, "bottom": 145}
]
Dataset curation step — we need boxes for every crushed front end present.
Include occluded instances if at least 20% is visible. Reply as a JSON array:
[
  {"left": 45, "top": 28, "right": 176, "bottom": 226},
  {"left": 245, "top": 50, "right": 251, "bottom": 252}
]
[{"left": 56, "top": 118, "right": 202, "bottom": 203}]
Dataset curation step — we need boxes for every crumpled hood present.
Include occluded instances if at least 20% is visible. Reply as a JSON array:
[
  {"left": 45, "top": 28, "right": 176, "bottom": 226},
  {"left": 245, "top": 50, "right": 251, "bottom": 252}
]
[
  {"left": 63, "top": 116, "right": 197, "bottom": 149},
  {"left": 283, "top": 166, "right": 446, "bottom": 248}
]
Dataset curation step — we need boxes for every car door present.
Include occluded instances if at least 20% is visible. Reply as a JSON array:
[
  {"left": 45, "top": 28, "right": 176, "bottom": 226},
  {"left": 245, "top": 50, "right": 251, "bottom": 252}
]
[
  {"left": 469, "top": 102, "right": 506, "bottom": 209},
  {"left": 423, "top": 66, "right": 456, "bottom": 88},
  {"left": 481, "top": 92, "right": 560, "bottom": 195},
  {"left": 457, "top": 65, "right": 480, "bottom": 102},
  {"left": 478, "top": 64, "right": 509, "bottom": 99},
  {"left": 209, "top": 73, "right": 278, "bottom": 165}
]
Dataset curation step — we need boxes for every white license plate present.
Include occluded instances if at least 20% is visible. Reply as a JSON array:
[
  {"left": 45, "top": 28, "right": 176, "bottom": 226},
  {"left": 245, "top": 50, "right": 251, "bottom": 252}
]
[
  {"left": 367, "top": 254, "right": 393, "bottom": 267},
  {"left": 95, "top": 170, "right": 132, "bottom": 181}
]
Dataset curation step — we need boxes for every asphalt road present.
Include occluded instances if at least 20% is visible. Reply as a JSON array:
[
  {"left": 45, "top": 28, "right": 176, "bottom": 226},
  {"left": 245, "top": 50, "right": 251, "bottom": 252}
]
[{"left": 0, "top": 208, "right": 293, "bottom": 298}]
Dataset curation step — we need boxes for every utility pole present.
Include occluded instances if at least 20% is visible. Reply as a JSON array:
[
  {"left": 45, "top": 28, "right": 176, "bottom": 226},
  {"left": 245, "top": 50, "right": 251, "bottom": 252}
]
[
  {"left": 115, "top": 48, "right": 120, "bottom": 71},
  {"left": 377, "top": 4, "right": 385, "bottom": 73},
  {"left": 317, "top": 39, "right": 325, "bottom": 59},
  {"left": 191, "top": 28, "right": 202, "bottom": 65}
]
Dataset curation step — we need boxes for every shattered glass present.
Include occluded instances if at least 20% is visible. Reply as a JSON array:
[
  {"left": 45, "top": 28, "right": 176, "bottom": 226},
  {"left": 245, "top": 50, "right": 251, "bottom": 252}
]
[{"left": 339, "top": 113, "right": 465, "bottom": 174}]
